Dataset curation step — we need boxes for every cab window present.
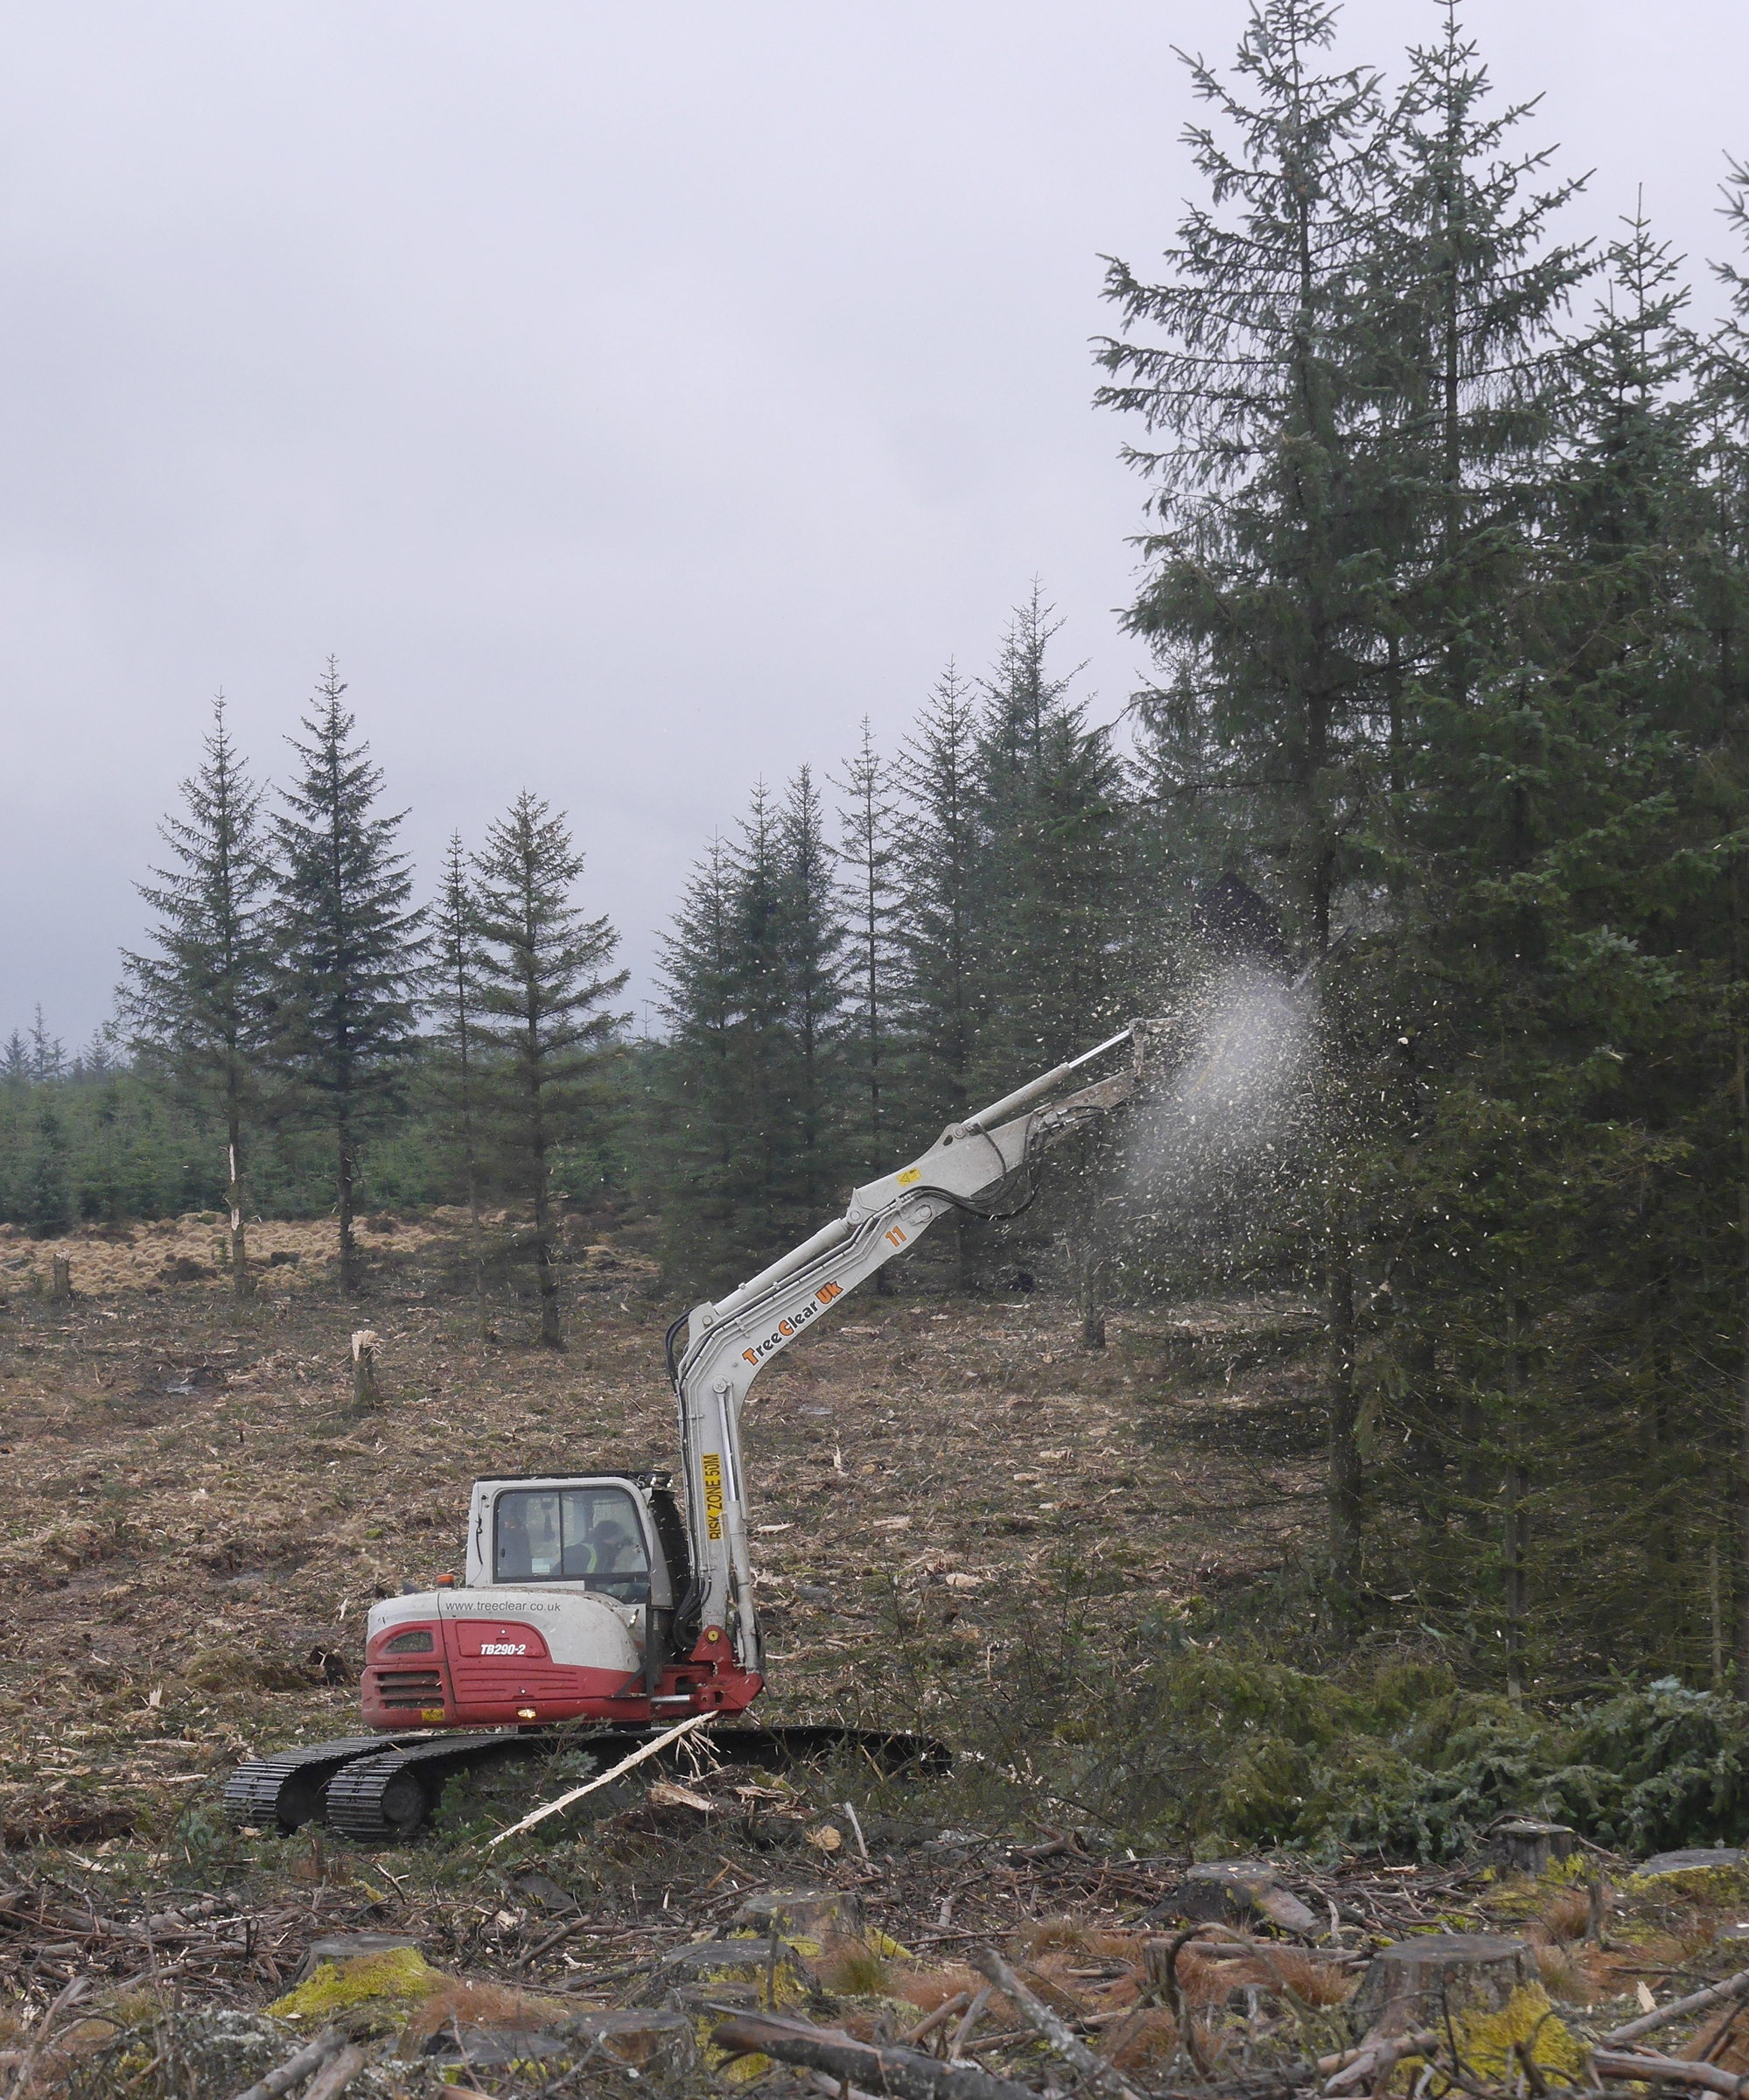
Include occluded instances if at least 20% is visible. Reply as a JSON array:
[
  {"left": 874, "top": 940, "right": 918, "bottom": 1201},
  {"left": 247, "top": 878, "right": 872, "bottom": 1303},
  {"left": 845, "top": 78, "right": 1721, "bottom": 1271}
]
[{"left": 493, "top": 1487, "right": 650, "bottom": 1602}]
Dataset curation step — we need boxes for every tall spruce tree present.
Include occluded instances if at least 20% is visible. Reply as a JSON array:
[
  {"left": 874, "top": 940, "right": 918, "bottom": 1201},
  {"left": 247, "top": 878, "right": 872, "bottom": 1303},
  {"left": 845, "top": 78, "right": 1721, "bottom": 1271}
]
[
  {"left": 974, "top": 588, "right": 1123, "bottom": 1080},
  {"left": 428, "top": 833, "right": 492, "bottom": 1338},
  {"left": 657, "top": 834, "right": 742, "bottom": 1292},
  {"left": 122, "top": 696, "right": 271, "bottom": 1298},
  {"left": 832, "top": 720, "right": 902, "bottom": 1175},
  {"left": 899, "top": 662, "right": 983, "bottom": 1135},
  {"left": 777, "top": 766, "right": 846, "bottom": 1219},
  {"left": 472, "top": 793, "right": 627, "bottom": 1349},
  {"left": 270, "top": 662, "right": 423, "bottom": 1293},
  {"left": 1096, "top": 3, "right": 1391, "bottom": 956},
  {"left": 1097, "top": 1, "right": 1408, "bottom": 1607}
]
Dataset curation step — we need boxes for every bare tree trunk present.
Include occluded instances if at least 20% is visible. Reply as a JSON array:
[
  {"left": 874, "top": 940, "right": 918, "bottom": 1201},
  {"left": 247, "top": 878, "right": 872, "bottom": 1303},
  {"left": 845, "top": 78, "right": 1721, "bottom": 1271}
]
[
  {"left": 465, "top": 1156, "right": 489, "bottom": 1339},
  {"left": 1737, "top": 1016, "right": 1749, "bottom": 1685},
  {"left": 1077, "top": 1250, "right": 1106, "bottom": 1351},
  {"left": 530, "top": 1097, "right": 562, "bottom": 1350},
  {"left": 1734, "top": 863, "right": 1749, "bottom": 1686},
  {"left": 226, "top": 1104, "right": 250, "bottom": 1301},
  {"left": 1503, "top": 1292, "right": 1529, "bottom": 1700},
  {"left": 1326, "top": 1202, "right": 1361, "bottom": 1607},
  {"left": 337, "top": 1102, "right": 357, "bottom": 1296}
]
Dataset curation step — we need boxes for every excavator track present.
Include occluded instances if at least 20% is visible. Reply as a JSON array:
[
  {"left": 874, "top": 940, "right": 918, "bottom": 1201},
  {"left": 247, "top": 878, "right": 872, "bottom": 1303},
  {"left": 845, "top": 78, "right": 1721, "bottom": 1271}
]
[
  {"left": 228, "top": 1724, "right": 948, "bottom": 1844},
  {"left": 221, "top": 1733, "right": 431, "bottom": 1834}
]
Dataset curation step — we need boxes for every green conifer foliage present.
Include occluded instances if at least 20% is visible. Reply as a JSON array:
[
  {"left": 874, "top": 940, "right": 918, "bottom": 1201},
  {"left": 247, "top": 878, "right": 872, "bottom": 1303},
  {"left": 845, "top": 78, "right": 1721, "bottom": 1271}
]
[
  {"left": 778, "top": 765, "right": 846, "bottom": 1220},
  {"left": 898, "top": 661, "right": 983, "bottom": 1138},
  {"left": 472, "top": 793, "right": 627, "bottom": 1349},
  {"left": 121, "top": 696, "right": 271, "bottom": 1297},
  {"left": 427, "top": 832, "right": 491, "bottom": 1337},
  {"left": 269, "top": 661, "right": 423, "bottom": 1294},
  {"left": 974, "top": 587, "right": 1123, "bottom": 1082},
  {"left": 1096, "top": 0, "right": 1392, "bottom": 953},
  {"left": 832, "top": 719, "right": 903, "bottom": 1176},
  {"left": 656, "top": 834, "right": 743, "bottom": 1293}
]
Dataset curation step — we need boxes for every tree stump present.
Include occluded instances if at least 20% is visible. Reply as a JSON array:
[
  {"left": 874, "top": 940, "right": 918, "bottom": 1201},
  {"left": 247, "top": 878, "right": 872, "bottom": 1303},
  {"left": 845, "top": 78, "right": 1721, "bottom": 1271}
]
[
  {"left": 48, "top": 1255, "right": 71, "bottom": 1302},
  {"left": 732, "top": 1887, "right": 864, "bottom": 1945},
  {"left": 1496, "top": 1819, "right": 1577, "bottom": 1877},
  {"left": 1170, "top": 1860, "right": 1319, "bottom": 1936},
  {"left": 1350, "top": 1931, "right": 1534, "bottom": 2038},
  {"left": 351, "top": 1329, "right": 381, "bottom": 1407},
  {"left": 1641, "top": 1848, "right": 1745, "bottom": 1877}
]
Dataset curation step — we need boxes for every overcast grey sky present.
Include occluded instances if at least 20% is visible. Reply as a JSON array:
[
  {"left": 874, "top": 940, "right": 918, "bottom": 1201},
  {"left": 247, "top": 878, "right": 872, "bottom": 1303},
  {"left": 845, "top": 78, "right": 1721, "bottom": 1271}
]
[{"left": 3, "top": 0, "right": 1746, "bottom": 1050}]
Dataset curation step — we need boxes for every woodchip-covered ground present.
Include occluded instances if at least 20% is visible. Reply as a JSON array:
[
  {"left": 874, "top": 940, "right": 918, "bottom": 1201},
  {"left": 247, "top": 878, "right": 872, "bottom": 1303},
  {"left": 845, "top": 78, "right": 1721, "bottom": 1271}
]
[
  {"left": 6, "top": 1214, "right": 1749, "bottom": 2098},
  {"left": 22, "top": 1208, "right": 1648, "bottom": 2097},
  {"left": 0, "top": 1205, "right": 1327, "bottom": 1848}
]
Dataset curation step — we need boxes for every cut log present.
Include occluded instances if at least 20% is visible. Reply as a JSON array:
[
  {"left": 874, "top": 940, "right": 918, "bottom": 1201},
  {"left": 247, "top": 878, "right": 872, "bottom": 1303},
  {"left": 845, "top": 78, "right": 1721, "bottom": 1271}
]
[
  {"left": 228, "top": 2029, "right": 346, "bottom": 2100},
  {"left": 1494, "top": 1819, "right": 1577, "bottom": 1877},
  {"left": 1167, "top": 1861, "right": 1320, "bottom": 1937},
  {"left": 1592, "top": 2049, "right": 1748, "bottom": 2096},
  {"left": 1600, "top": 1967, "right": 1749, "bottom": 2047},
  {"left": 712, "top": 2011, "right": 1036, "bottom": 2100},
  {"left": 1349, "top": 1932, "right": 1534, "bottom": 2038}
]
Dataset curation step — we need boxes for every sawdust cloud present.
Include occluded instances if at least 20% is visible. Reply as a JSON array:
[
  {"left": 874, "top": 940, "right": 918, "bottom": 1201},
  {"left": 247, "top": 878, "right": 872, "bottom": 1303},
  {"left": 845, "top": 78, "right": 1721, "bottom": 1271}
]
[{"left": 1124, "top": 963, "right": 1318, "bottom": 1211}]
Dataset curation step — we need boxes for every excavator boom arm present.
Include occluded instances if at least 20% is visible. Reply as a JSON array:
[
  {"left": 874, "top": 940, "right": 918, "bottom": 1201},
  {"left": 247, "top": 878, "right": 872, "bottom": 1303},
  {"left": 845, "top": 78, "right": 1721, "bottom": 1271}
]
[{"left": 669, "top": 1021, "right": 1166, "bottom": 1668}]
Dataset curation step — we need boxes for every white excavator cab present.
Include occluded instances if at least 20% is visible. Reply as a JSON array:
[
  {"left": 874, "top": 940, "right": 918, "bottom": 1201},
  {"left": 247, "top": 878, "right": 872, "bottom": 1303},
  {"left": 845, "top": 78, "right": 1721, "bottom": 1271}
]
[{"left": 461, "top": 1474, "right": 687, "bottom": 1613}]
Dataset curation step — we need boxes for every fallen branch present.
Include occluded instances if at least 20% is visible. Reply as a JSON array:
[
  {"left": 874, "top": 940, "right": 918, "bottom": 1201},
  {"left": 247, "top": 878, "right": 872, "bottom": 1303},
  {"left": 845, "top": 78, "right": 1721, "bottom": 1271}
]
[
  {"left": 6, "top": 1975, "right": 92, "bottom": 2097},
  {"left": 1602, "top": 1971, "right": 1749, "bottom": 2048},
  {"left": 487, "top": 1712, "right": 716, "bottom": 1846},
  {"left": 1593, "top": 2049, "right": 1749, "bottom": 2096},
  {"left": 302, "top": 2044, "right": 367, "bottom": 2100},
  {"left": 968, "top": 1944, "right": 1139, "bottom": 2100},
  {"left": 902, "top": 1992, "right": 971, "bottom": 2047},
  {"left": 1324, "top": 2027, "right": 1441, "bottom": 2095},
  {"left": 228, "top": 2027, "right": 346, "bottom": 2100},
  {"left": 712, "top": 2011, "right": 1036, "bottom": 2100}
]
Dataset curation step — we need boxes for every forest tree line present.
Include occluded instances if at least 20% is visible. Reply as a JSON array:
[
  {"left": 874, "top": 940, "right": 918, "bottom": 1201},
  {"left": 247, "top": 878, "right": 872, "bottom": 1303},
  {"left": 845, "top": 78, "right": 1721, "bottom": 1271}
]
[{"left": 9, "top": 0, "right": 1749, "bottom": 1697}]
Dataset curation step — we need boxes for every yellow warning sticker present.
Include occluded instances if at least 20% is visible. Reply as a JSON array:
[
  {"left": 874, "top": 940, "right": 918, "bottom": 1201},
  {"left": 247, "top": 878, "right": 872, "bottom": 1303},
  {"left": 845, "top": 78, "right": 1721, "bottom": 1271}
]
[
  {"left": 897, "top": 1166, "right": 921, "bottom": 1186},
  {"left": 703, "top": 1452, "right": 724, "bottom": 1542},
  {"left": 420, "top": 1707, "right": 445, "bottom": 1723}
]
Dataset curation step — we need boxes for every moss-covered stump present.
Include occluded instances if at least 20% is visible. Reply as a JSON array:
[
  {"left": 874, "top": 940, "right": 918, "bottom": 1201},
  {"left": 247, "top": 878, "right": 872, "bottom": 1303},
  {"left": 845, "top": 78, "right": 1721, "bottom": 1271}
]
[
  {"left": 562, "top": 2008, "right": 699, "bottom": 2078},
  {"left": 1351, "top": 1932, "right": 1532, "bottom": 2038},
  {"left": 654, "top": 1938, "right": 818, "bottom": 2004},
  {"left": 268, "top": 1945, "right": 448, "bottom": 2034},
  {"left": 732, "top": 1886, "right": 864, "bottom": 1943},
  {"left": 1632, "top": 1849, "right": 1749, "bottom": 1900},
  {"left": 1494, "top": 1821, "right": 1577, "bottom": 1877}
]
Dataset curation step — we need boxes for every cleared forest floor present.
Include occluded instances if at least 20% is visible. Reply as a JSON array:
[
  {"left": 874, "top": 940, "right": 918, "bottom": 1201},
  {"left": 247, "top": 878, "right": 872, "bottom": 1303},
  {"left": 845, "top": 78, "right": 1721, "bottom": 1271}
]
[
  {"left": 0, "top": 1206, "right": 1326, "bottom": 1852},
  {"left": 0, "top": 1207, "right": 1347, "bottom": 2091}
]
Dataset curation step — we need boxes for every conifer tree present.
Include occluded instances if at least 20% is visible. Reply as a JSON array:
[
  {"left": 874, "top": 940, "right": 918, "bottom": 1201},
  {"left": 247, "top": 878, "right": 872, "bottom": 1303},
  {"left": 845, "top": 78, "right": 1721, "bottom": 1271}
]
[
  {"left": 29, "top": 1007, "right": 65, "bottom": 1083},
  {"left": 777, "top": 765, "right": 846, "bottom": 1219},
  {"left": 1369, "top": 3, "right": 1591, "bottom": 719},
  {"left": 657, "top": 835, "right": 743, "bottom": 1292},
  {"left": 270, "top": 661, "right": 423, "bottom": 1294},
  {"left": 122, "top": 696, "right": 270, "bottom": 1297},
  {"left": 899, "top": 662, "right": 983, "bottom": 1135},
  {"left": 1096, "top": 2, "right": 1391, "bottom": 956},
  {"left": 472, "top": 792, "right": 627, "bottom": 1348},
  {"left": 832, "top": 720, "right": 902, "bottom": 1174},
  {"left": 428, "top": 833, "right": 491, "bottom": 1338},
  {"left": 975, "top": 588, "right": 1123, "bottom": 1080}
]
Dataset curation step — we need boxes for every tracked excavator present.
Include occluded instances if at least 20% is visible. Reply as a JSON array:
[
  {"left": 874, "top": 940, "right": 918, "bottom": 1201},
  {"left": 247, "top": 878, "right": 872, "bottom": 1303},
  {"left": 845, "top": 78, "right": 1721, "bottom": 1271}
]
[{"left": 226, "top": 1021, "right": 1167, "bottom": 1840}]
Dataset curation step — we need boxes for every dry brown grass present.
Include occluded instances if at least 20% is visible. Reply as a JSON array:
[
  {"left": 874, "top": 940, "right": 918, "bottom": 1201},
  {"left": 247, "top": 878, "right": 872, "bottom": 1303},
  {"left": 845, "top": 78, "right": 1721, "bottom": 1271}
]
[{"left": 1100, "top": 2007, "right": 1179, "bottom": 2069}]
